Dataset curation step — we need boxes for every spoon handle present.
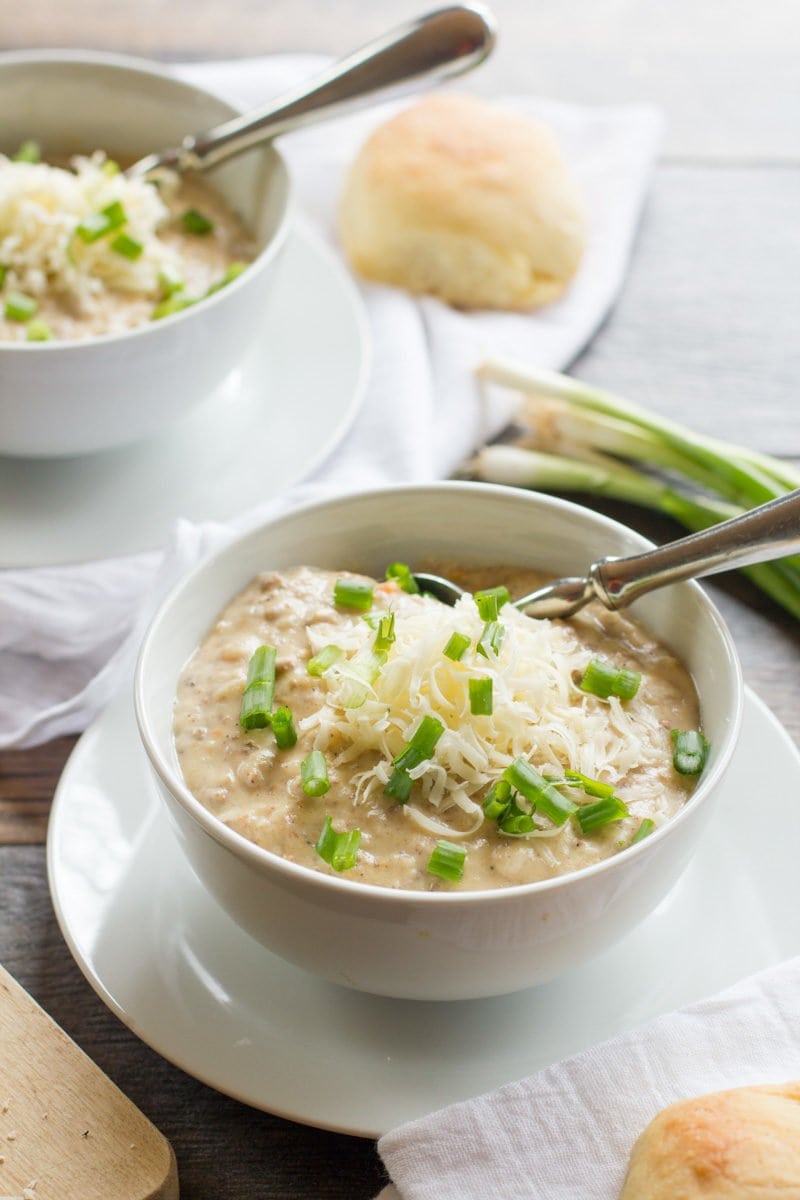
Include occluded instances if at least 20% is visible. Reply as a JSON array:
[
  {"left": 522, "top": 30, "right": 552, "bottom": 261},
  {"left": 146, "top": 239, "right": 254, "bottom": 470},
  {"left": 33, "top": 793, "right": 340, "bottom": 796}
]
[
  {"left": 590, "top": 488, "right": 800, "bottom": 609},
  {"left": 169, "top": 5, "right": 495, "bottom": 172}
]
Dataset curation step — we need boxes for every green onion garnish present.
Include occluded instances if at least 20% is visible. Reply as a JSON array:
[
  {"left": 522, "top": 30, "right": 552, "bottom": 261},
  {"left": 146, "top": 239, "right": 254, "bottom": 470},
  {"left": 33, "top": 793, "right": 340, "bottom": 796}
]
[
  {"left": 181, "top": 208, "right": 214, "bottom": 235},
  {"left": 384, "top": 767, "right": 414, "bottom": 804},
  {"left": 307, "top": 644, "right": 343, "bottom": 676},
  {"left": 579, "top": 657, "right": 641, "bottom": 700},
  {"left": 270, "top": 706, "right": 297, "bottom": 750},
  {"left": 158, "top": 265, "right": 184, "bottom": 298},
  {"left": 373, "top": 613, "right": 396, "bottom": 652},
  {"left": 671, "top": 729, "right": 710, "bottom": 776},
  {"left": 385, "top": 562, "right": 419, "bottom": 594},
  {"left": 563, "top": 770, "right": 616, "bottom": 800},
  {"left": 111, "top": 232, "right": 143, "bottom": 260},
  {"left": 13, "top": 140, "right": 41, "bottom": 163},
  {"left": 426, "top": 840, "right": 466, "bottom": 883},
  {"left": 499, "top": 798, "right": 535, "bottom": 835},
  {"left": 316, "top": 815, "right": 360, "bottom": 871},
  {"left": 75, "top": 201, "right": 127, "bottom": 244},
  {"left": 0, "top": 265, "right": 6, "bottom": 287},
  {"left": 301, "top": 750, "right": 330, "bottom": 798},
  {"left": 101, "top": 158, "right": 121, "bottom": 176},
  {"left": 477, "top": 620, "right": 505, "bottom": 660},
  {"left": 482, "top": 779, "right": 512, "bottom": 821},
  {"left": 574, "top": 794, "right": 629, "bottom": 835},
  {"left": 474, "top": 586, "right": 510, "bottom": 620},
  {"left": 206, "top": 261, "right": 247, "bottom": 294},
  {"left": 239, "top": 645, "right": 277, "bottom": 730},
  {"left": 469, "top": 677, "right": 493, "bottom": 716},
  {"left": 334, "top": 579, "right": 374, "bottom": 611},
  {"left": 338, "top": 648, "right": 387, "bottom": 708},
  {"left": 443, "top": 632, "right": 470, "bottom": 662},
  {"left": 151, "top": 294, "right": 195, "bottom": 320},
  {"left": 25, "top": 318, "right": 51, "bottom": 342},
  {"left": 4, "top": 291, "right": 37, "bottom": 322},
  {"left": 503, "top": 758, "right": 578, "bottom": 826},
  {"left": 393, "top": 715, "right": 445, "bottom": 772},
  {"left": 631, "top": 817, "right": 656, "bottom": 845}
]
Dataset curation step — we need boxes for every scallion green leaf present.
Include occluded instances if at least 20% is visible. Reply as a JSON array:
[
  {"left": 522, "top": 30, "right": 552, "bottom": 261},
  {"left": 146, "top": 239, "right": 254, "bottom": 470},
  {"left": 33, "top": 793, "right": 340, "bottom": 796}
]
[
  {"left": 316, "top": 815, "right": 360, "bottom": 871},
  {"left": 270, "top": 706, "right": 297, "bottom": 750},
  {"left": 563, "top": 770, "right": 616, "bottom": 800},
  {"left": 443, "top": 631, "right": 470, "bottom": 662},
  {"left": 384, "top": 767, "right": 414, "bottom": 804},
  {"left": 373, "top": 612, "right": 396, "bottom": 652},
  {"left": 476, "top": 620, "right": 505, "bottom": 660},
  {"left": 13, "top": 139, "right": 41, "bottom": 163},
  {"left": 385, "top": 562, "right": 419, "bottom": 594},
  {"left": 206, "top": 261, "right": 247, "bottom": 294},
  {"left": 76, "top": 201, "right": 126, "bottom": 243},
  {"left": 158, "top": 264, "right": 184, "bottom": 298},
  {"left": 4, "top": 291, "right": 37, "bottom": 322},
  {"left": 307, "top": 644, "right": 343, "bottom": 676},
  {"left": 25, "top": 317, "right": 51, "bottom": 342},
  {"left": 181, "top": 207, "right": 214, "bottom": 235},
  {"left": 671, "top": 729, "right": 710, "bottom": 776},
  {"left": 151, "top": 294, "right": 195, "bottom": 320},
  {"left": 334, "top": 579, "right": 374, "bottom": 611},
  {"left": 503, "top": 758, "right": 577, "bottom": 826},
  {"left": 469, "top": 676, "right": 493, "bottom": 716},
  {"left": 427, "top": 840, "right": 466, "bottom": 883},
  {"left": 631, "top": 817, "right": 656, "bottom": 845},
  {"left": 110, "top": 232, "right": 143, "bottom": 260},
  {"left": 301, "top": 750, "right": 330, "bottom": 798},
  {"left": 393, "top": 715, "right": 445, "bottom": 772},
  {"left": 573, "top": 794, "right": 629, "bottom": 835},
  {"left": 482, "top": 779, "right": 512, "bottom": 821},
  {"left": 579, "top": 657, "right": 641, "bottom": 700},
  {"left": 239, "top": 645, "right": 276, "bottom": 729},
  {"left": 474, "top": 586, "right": 510, "bottom": 620}
]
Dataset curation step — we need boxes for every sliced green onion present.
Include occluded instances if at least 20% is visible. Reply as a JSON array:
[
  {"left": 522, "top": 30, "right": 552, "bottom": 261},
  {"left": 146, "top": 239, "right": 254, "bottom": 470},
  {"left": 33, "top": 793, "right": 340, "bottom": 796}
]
[
  {"left": 671, "top": 729, "right": 710, "bottom": 776},
  {"left": 76, "top": 201, "right": 126, "bottom": 243},
  {"left": 631, "top": 817, "right": 656, "bottom": 845},
  {"left": 316, "top": 815, "right": 360, "bottom": 871},
  {"left": 307, "top": 644, "right": 343, "bottom": 676},
  {"left": 384, "top": 767, "right": 414, "bottom": 804},
  {"left": 110, "top": 232, "right": 143, "bottom": 260},
  {"left": 13, "top": 140, "right": 41, "bottom": 163},
  {"left": 157, "top": 264, "right": 184, "bottom": 298},
  {"left": 427, "top": 840, "right": 466, "bottom": 883},
  {"left": 181, "top": 207, "right": 214, "bottom": 235},
  {"left": 443, "top": 631, "right": 470, "bottom": 662},
  {"left": 25, "top": 318, "right": 51, "bottom": 342},
  {"left": 373, "top": 613, "right": 396, "bottom": 652},
  {"left": 474, "top": 586, "right": 510, "bottom": 620},
  {"left": 393, "top": 715, "right": 445, "bottom": 772},
  {"left": 301, "top": 750, "right": 330, "bottom": 798},
  {"left": 101, "top": 158, "right": 120, "bottom": 176},
  {"left": 270, "top": 706, "right": 297, "bottom": 750},
  {"left": 239, "top": 645, "right": 277, "bottom": 729},
  {"left": 0, "top": 264, "right": 6, "bottom": 287},
  {"left": 477, "top": 620, "right": 505, "bottom": 660},
  {"left": 579, "top": 657, "right": 641, "bottom": 700},
  {"left": 564, "top": 770, "right": 616, "bottom": 800},
  {"left": 499, "top": 799, "right": 535, "bottom": 835},
  {"left": 338, "top": 647, "right": 387, "bottom": 708},
  {"left": 151, "top": 294, "right": 195, "bottom": 320},
  {"left": 482, "top": 779, "right": 512, "bottom": 821},
  {"left": 205, "top": 261, "right": 247, "bottom": 295},
  {"left": 334, "top": 579, "right": 374, "bottom": 611},
  {"left": 4, "top": 291, "right": 37, "bottom": 322},
  {"left": 469, "top": 676, "right": 493, "bottom": 716},
  {"left": 574, "top": 794, "right": 629, "bottom": 835},
  {"left": 385, "top": 562, "right": 419, "bottom": 594},
  {"left": 503, "top": 758, "right": 577, "bottom": 827}
]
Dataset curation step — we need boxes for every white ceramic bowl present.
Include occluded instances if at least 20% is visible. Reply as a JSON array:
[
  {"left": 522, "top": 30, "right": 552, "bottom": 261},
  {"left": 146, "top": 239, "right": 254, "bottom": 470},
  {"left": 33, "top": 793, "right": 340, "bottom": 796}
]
[
  {"left": 0, "top": 51, "right": 290, "bottom": 457},
  {"left": 135, "top": 483, "right": 743, "bottom": 1001}
]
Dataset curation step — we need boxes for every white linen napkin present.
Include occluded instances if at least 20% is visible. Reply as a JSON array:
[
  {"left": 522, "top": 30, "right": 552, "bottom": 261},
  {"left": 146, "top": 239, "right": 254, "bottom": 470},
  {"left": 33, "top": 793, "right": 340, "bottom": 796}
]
[
  {"left": 374, "top": 954, "right": 800, "bottom": 1200},
  {"left": 0, "top": 55, "right": 663, "bottom": 748}
]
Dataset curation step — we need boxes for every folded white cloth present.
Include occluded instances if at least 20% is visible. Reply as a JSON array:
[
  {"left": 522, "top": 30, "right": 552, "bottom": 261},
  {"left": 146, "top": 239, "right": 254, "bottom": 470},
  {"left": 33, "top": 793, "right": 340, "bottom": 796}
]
[
  {"left": 0, "top": 55, "right": 662, "bottom": 748},
  {"left": 375, "top": 954, "right": 800, "bottom": 1200}
]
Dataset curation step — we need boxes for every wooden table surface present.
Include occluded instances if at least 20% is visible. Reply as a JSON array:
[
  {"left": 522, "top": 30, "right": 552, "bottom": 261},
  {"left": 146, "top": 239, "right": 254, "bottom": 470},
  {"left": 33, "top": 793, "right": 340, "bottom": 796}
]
[{"left": 1, "top": 3, "right": 798, "bottom": 1196}]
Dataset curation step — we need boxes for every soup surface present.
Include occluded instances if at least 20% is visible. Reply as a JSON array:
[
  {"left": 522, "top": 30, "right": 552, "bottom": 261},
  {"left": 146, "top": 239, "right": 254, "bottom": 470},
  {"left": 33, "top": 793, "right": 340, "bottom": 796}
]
[
  {"left": 174, "top": 565, "right": 703, "bottom": 892},
  {"left": 0, "top": 151, "right": 255, "bottom": 341}
]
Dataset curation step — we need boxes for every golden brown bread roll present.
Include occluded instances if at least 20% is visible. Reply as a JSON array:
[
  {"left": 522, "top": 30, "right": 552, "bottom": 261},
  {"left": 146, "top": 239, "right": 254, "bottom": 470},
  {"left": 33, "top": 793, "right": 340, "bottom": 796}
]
[
  {"left": 619, "top": 1082, "right": 800, "bottom": 1199},
  {"left": 338, "top": 93, "right": 585, "bottom": 311}
]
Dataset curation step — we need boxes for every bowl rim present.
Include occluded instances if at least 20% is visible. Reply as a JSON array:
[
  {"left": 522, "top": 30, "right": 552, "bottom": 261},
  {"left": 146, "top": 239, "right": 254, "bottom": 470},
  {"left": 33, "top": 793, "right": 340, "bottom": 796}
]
[
  {"left": 134, "top": 480, "right": 745, "bottom": 908},
  {"left": 0, "top": 47, "right": 292, "bottom": 352}
]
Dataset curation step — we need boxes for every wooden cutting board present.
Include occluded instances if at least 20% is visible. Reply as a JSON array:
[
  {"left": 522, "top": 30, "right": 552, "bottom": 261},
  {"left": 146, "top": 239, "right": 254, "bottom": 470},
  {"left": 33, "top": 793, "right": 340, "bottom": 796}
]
[{"left": 0, "top": 965, "right": 178, "bottom": 1199}]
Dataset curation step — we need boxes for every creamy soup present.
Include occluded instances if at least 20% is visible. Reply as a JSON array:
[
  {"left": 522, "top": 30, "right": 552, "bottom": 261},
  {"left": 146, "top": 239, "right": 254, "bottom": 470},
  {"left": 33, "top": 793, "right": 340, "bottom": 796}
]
[
  {"left": 174, "top": 565, "right": 704, "bottom": 892},
  {"left": 0, "top": 151, "right": 256, "bottom": 342}
]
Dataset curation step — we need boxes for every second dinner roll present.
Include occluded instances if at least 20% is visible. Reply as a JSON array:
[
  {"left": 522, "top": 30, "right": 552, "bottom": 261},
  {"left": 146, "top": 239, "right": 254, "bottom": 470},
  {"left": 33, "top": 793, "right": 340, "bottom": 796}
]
[
  {"left": 619, "top": 1082, "right": 800, "bottom": 1199},
  {"left": 338, "top": 93, "right": 585, "bottom": 311}
]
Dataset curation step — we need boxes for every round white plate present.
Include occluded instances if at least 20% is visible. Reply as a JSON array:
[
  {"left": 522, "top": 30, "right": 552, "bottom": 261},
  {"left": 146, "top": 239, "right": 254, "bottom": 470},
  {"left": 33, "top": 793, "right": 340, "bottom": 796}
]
[
  {"left": 48, "top": 686, "right": 800, "bottom": 1138},
  {"left": 0, "top": 220, "right": 369, "bottom": 567}
]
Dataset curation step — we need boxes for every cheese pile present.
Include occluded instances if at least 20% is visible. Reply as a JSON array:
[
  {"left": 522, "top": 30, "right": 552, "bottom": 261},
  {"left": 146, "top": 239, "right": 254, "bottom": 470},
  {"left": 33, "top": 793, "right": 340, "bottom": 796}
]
[
  {"left": 0, "top": 152, "right": 180, "bottom": 311},
  {"left": 300, "top": 591, "right": 664, "bottom": 836}
]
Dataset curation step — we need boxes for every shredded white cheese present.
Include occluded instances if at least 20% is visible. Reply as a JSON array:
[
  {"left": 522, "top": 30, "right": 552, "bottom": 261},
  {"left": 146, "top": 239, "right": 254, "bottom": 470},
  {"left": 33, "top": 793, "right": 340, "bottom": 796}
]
[
  {"left": 300, "top": 592, "right": 665, "bottom": 828},
  {"left": 0, "top": 152, "right": 181, "bottom": 312}
]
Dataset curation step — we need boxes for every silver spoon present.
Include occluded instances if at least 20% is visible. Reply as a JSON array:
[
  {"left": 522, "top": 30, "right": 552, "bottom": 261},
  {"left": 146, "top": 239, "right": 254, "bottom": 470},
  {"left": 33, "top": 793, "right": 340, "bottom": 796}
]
[
  {"left": 414, "top": 488, "right": 800, "bottom": 618},
  {"left": 128, "top": 4, "right": 496, "bottom": 177}
]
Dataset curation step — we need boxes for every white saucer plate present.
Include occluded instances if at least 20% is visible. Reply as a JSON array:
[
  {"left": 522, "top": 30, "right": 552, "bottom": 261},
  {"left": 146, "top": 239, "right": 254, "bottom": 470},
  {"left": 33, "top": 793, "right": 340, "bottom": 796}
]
[
  {"left": 48, "top": 686, "right": 800, "bottom": 1138},
  {"left": 0, "top": 219, "right": 369, "bottom": 567}
]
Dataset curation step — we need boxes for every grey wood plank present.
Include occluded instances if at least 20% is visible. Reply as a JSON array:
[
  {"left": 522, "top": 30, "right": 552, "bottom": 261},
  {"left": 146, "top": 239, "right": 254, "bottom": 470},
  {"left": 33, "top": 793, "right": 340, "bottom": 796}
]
[{"left": 572, "top": 164, "right": 800, "bottom": 457}]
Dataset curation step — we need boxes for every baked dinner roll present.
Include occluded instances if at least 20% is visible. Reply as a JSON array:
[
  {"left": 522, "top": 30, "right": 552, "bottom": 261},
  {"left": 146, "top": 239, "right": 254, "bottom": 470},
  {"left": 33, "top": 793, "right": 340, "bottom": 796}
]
[
  {"left": 338, "top": 93, "right": 585, "bottom": 311},
  {"left": 619, "top": 1082, "right": 800, "bottom": 1199}
]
